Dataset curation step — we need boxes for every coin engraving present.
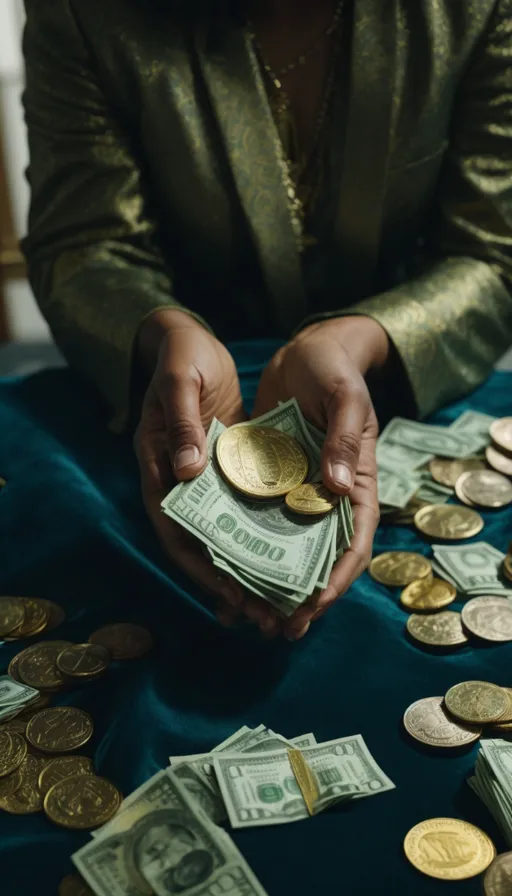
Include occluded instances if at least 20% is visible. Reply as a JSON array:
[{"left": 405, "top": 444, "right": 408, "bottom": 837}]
[
  {"left": 18, "top": 642, "right": 70, "bottom": 689},
  {"left": 0, "top": 598, "right": 25, "bottom": 636},
  {"left": 44, "top": 775, "right": 121, "bottom": 830},
  {"left": 461, "top": 596, "right": 512, "bottom": 642},
  {"left": 216, "top": 424, "right": 309, "bottom": 498},
  {"left": 484, "top": 850, "right": 512, "bottom": 896},
  {"left": 89, "top": 624, "right": 153, "bottom": 660},
  {"left": 461, "top": 470, "right": 512, "bottom": 508},
  {"left": 285, "top": 482, "right": 338, "bottom": 515},
  {"left": 0, "top": 755, "right": 47, "bottom": 814},
  {"left": 0, "top": 731, "right": 27, "bottom": 777},
  {"left": 403, "top": 697, "right": 481, "bottom": 748},
  {"left": 370, "top": 552, "right": 432, "bottom": 587},
  {"left": 26, "top": 707, "right": 94, "bottom": 753},
  {"left": 400, "top": 578, "right": 456, "bottom": 612},
  {"left": 429, "top": 458, "right": 485, "bottom": 488},
  {"left": 6, "top": 598, "right": 49, "bottom": 638},
  {"left": 404, "top": 818, "right": 496, "bottom": 880},
  {"left": 56, "top": 643, "right": 111, "bottom": 679},
  {"left": 445, "top": 681, "right": 508, "bottom": 724},
  {"left": 414, "top": 504, "right": 484, "bottom": 540},
  {"left": 38, "top": 755, "right": 94, "bottom": 796},
  {"left": 406, "top": 612, "right": 468, "bottom": 647}
]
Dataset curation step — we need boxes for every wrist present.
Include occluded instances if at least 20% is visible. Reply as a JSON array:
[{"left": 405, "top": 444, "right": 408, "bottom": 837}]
[
  {"left": 304, "top": 315, "right": 390, "bottom": 374},
  {"left": 137, "top": 307, "right": 203, "bottom": 375}
]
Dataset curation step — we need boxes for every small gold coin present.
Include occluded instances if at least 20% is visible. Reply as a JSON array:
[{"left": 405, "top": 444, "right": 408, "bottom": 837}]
[
  {"left": 57, "top": 643, "right": 111, "bottom": 680},
  {"left": 44, "top": 774, "right": 122, "bottom": 830},
  {"left": 406, "top": 612, "right": 468, "bottom": 648},
  {"left": 403, "top": 697, "right": 481, "bottom": 748},
  {"left": 454, "top": 471, "right": 477, "bottom": 507},
  {"left": 461, "top": 596, "right": 512, "bottom": 642},
  {"left": 89, "top": 623, "right": 153, "bottom": 660},
  {"left": 26, "top": 707, "right": 93, "bottom": 753},
  {"left": 0, "top": 765, "right": 23, "bottom": 799},
  {"left": 404, "top": 818, "right": 496, "bottom": 880},
  {"left": 414, "top": 504, "right": 484, "bottom": 540},
  {"left": 216, "top": 424, "right": 309, "bottom": 498},
  {"left": 486, "top": 445, "right": 512, "bottom": 477},
  {"left": 0, "top": 731, "right": 27, "bottom": 777},
  {"left": 461, "top": 470, "right": 512, "bottom": 508},
  {"left": 59, "top": 875, "right": 95, "bottom": 896},
  {"left": 18, "top": 641, "right": 72, "bottom": 690},
  {"left": 429, "top": 457, "right": 485, "bottom": 488},
  {"left": 484, "top": 851, "right": 512, "bottom": 896},
  {"left": 0, "top": 598, "right": 25, "bottom": 636},
  {"left": 504, "top": 554, "right": 512, "bottom": 583},
  {"left": 0, "top": 754, "right": 46, "bottom": 814},
  {"left": 445, "top": 681, "right": 508, "bottom": 724},
  {"left": 38, "top": 755, "right": 94, "bottom": 796},
  {"left": 285, "top": 482, "right": 339, "bottom": 515},
  {"left": 370, "top": 552, "right": 432, "bottom": 587},
  {"left": 490, "top": 417, "right": 512, "bottom": 458},
  {"left": 400, "top": 578, "right": 456, "bottom": 612},
  {"left": 6, "top": 598, "right": 49, "bottom": 639}
]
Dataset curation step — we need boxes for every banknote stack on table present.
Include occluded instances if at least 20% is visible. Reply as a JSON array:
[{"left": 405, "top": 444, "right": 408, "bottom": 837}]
[
  {"left": 162, "top": 400, "right": 354, "bottom": 615},
  {"left": 470, "top": 739, "right": 512, "bottom": 849}
]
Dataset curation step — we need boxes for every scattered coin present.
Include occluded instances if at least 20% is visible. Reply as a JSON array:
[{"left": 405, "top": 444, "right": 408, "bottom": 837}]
[
  {"left": 414, "top": 504, "right": 484, "bottom": 540},
  {"left": 36, "top": 599, "right": 66, "bottom": 633},
  {"left": 404, "top": 817, "right": 496, "bottom": 880},
  {"left": 59, "top": 875, "right": 95, "bottom": 896},
  {"left": 403, "top": 697, "right": 481, "bottom": 748},
  {"left": 26, "top": 707, "right": 94, "bottom": 753},
  {"left": 0, "top": 765, "right": 23, "bottom": 799},
  {"left": 461, "top": 470, "right": 512, "bottom": 508},
  {"left": 503, "top": 554, "right": 512, "bottom": 583},
  {"left": 285, "top": 482, "right": 339, "bottom": 515},
  {"left": 454, "top": 471, "right": 477, "bottom": 507},
  {"left": 216, "top": 424, "right": 309, "bottom": 498},
  {"left": 406, "top": 612, "right": 469, "bottom": 648},
  {"left": 400, "top": 578, "right": 456, "bottom": 612},
  {"left": 0, "top": 754, "right": 47, "bottom": 814},
  {"left": 445, "top": 681, "right": 508, "bottom": 724},
  {"left": 370, "top": 552, "right": 432, "bottom": 587},
  {"left": 89, "top": 624, "right": 153, "bottom": 660},
  {"left": 461, "top": 596, "right": 512, "bottom": 642},
  {"left": 484, "top": 851, "right": 512, "bottom": 896},
  {"left": 490, "top": 417, "right": 512, "bottom": 458},
  {"left": 6, "top": 598, "right": 49, "bottom": 639},
  {"left": 486, "top": 445, "right": 512, "bottom": 477},
  {"left": 56, "top": 643, "right": 111, "bottom": 680},
  {"left": 0, "top": 731, "right": 27, "bottom": 777},
  {"left": 0, "top": 598, "right": 25, "bottom": 637},
  {"left": 429, "top": 457, "right": 485, "bottom": 488},
  {"left": 39, "top": 755, "right": 94, "bottom": 796},
  {"left": 44, "top": 775, "right": 122, "bottom": 830},
  {"left": 18, "top": 641, "right": 72, "bottom": 690}
]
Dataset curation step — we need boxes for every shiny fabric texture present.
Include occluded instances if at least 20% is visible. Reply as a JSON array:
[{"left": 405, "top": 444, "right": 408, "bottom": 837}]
[
  {"left": 0, "top": 347, "right": 511, "bottom": 896},
  {"left": 21, "top": 0, "right": 512, "bottom": 429}
]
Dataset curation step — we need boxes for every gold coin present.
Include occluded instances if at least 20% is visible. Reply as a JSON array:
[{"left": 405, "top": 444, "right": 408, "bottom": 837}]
[
  {"left": 445, "top": 681, "right": 508, "bottom": 724},
  {"left": 39, "top": 755, "right": 94, "bottom": 796},
  {"left": 37, "top": 600, "right": 66, "bottom": 633},
  {"left": 0, "top": 754, "right": 46, "bottom": 814},
  {"left": 490, "top": 417, "right": 512, "bottom": 457},
  {"left": 285, "top": 482, "right": 339, "bottom": 515},
  {"left": 6, "top": 598, "right": 49, "bottom": 639},
  {"left": 486, "top": 445, "right": 512, "bottom": 477},
  {"left": 429, "top": 457, "right": 485, "bottom": 488},
  {"left": 370, "top": 552, "right": 432, "bottom": 587},
  {"left": 216, "top": 424, "right": 309, "bottom": 498},
  {"left": 484, "top": 851, "right": 512, "bottom": 896},
  {"left": 414, "top": 504, "right": 484, "bottom": 540},
  {"left": 404, "top": 818, "right": 496, "bottom": 880},
  {"left": 504, "top": 554, "right": 512, "bottom": 583},
  {"left": 461, "top": 596, "right": 512, "bottom": 642},
  {"left": 26, "top": 707, "right": 93, "bottom": 753},
  {"left": 406, "top": 612, "right": 469, "bottom": 648},
  {"left": 400, "top": 578, "right": 456, "bottom": 612},
  {"left": 0, "top": 731, "right": 27, "bottom": 777},
  {"left": 44, "top": 774, "right": 121, "bottom": 830},
  {"left": 462, "top": 470, "right": 512, "bottom": 508},
  {"left": 403, "top": 697, "right": 481, "bottom": 748},
  {"left": 0, "top": 719, "right": 27, "bottom": 736},
  {"left": 0, "top": 598, "right": 25, "bottom": 636},
  {"left": 454, "top": 471, "right": 477, "bottom": 506},
  {"left": 89, "top": 623, "right": 153, "bottom": 660},
  {"left": 59, "top": 874, "right": 95, "bottom": 896},
  {"left": 497, "top": 688, "right": 512, "bottom": 723},
  {"left": 57, "top": 643, "right": 111, "bottom": 680},
  {"left": 18, "top": 641, "right": 72, "bottom": 690},
  {"left": 0, "top": 765, "right": 23, "bottom": 799}
]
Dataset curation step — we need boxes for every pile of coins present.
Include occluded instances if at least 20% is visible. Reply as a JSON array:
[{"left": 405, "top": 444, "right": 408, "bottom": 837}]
[
  {"left": 0, "top": 596, "right": 65, "bottom": 641},
  {"left": 488, "top": 417, "right": 512, "bottom": 476}
]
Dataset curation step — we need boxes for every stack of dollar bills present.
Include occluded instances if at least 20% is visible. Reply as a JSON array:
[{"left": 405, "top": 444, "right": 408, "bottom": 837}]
[
  {"left": 469, "top": 739, "right": 512, "bottom": 847},
  {"left": 162, "top": 400, "right": 354, "bottom": 615},
  {"left": 377, "top": 411, "right": 496, "bottom": 511},
  {"left": 432, "top": 542, "right": 512, "bottom": 597},
  {"left": 73, "top": 724, "right": 394, "bottom": 895},
  {"left": 0, "top": 674, "right": 40, "bottom": 721}
]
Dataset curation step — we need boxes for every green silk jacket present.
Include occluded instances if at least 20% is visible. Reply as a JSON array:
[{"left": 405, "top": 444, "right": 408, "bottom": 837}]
[{"left": 22, "top": 0, "right": 512, "bottom": 431}]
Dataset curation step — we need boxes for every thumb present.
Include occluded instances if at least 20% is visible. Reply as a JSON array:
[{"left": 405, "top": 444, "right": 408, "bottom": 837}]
[
  {"left": 157, "top": 370, "right": 207, "bottom": 481},
  {"left": 322, "top": 385, "right": 368, "bottom": 495}
]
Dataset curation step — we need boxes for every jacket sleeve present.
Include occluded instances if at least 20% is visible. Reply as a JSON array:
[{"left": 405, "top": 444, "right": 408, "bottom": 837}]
[
  {"left": 298, "top": 0, "right": 512, "bottom": 418},
  {"left": 21, "top": 0, "right": 209, "bottom": 432}
]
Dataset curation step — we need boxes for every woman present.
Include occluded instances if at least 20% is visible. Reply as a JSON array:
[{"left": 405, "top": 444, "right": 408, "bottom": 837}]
[{"left": 21, "top": 0, "right": 512, "bottom": 639}]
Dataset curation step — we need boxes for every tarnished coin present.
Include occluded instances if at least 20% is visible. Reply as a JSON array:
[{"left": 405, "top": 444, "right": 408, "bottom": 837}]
[
  {"left": 89, "top": 623, "right": 153, "bottom": 660},
  {"left": 370, "top": 552, "right": 432, "bottom": 587},
  {"left": 216, "top": 424, "right": 309, "bottom": 498},
  {"left": 0, "top": 598, "right": 25, "bottom": 636},
  {"left": 484, "top": 850, "right": 512, "bottom": 895},
  {"left": 429, "top": 457, "right": 485, "bottom": 488},
  {"left": 59, "top": 875, "right": 95, "bottom": 896},
  {"left": 39, "top": 755, "right": 94, "bottom": 796},
  {"left": 490, "top": 417, "right": 512, "bottom": 457},
  {"left": 26, "top": 707, "right": 93, "bottom": 753},
  {"left": 400, "top": 578, "right": 456, "bottom": 612},
  {"left": 44, "top": 775, "right": 121, "bottom": 829},
  {"left": 414, "top": 504, "right": 484, "bottom": 540},
  {"left": 504, "top": 554, "right": 512, "bottom": 583},
  {"left": 461, "top": 596, "right": 512, "bottom": 642},
  {"left": 445, "top": 681, "right": 508, "bottom": 724},
  {"left": 403, "top": 697, "right": 481, "bottom": 748},
  {"left": 0, "top": 754, "right": 46, "bottom": 814},
  {"left": 285, "top": 482, "right": 339, "bottom": 515},
  {"left": 486, "top": 445, "right": 512, "bottom": 477},
  {"left": 404, "top": 818, "right": 496, "bottom": 880},
  {"left": 0, "top": 731, "right": 27, "bottom": 777},
  {"left": 6, "top": 598, "right": 49, "bottom": 638},
  {"left": 18, "top": 641, "right": 72, "bottom": 689},
  {"left": 0, "top": 719, "right": 27, "bottom": 736},
  {"left": 36, "top": 600, "right": 66, "bottom": 633},
  {"left": 406, "top": 612, "right": 469, "bottom": 648},
  {"left": 0, "top": 765, "right": 23, "bottom": 799},
  {"left": 461, "top": 470, "right": 512, "bottom": 508},
  {"left": 56, "top": 643, "right": 111, "bottom": 680},
  {"left": 454, "top": 471, "right": 477, "bottom": 507}
]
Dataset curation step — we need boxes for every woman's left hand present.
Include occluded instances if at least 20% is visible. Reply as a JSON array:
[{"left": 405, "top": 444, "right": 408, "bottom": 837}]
[{"left": 251, "top": 315, "right": 389, "bottom": 640}]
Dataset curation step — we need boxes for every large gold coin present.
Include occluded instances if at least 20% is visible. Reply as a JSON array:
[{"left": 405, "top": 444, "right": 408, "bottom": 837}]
[
  {"left": 486, "top": 445, "right": 512, "bottom": 477},
  {"left": 400, "top": 578, "right": 456, "bottom": 612},
  {"left": 404, "top": 818, "right": 496, "bottom": 880},
  {"left": 6, "top": 598, "right": 49, "bottom": 639},
  {"left": 216, "top": 424, "right": 308, "bottom": 498},
  {"left": 445, "top": 681, "right": 508, "bottom": 724},
  {"left": 504, "top": 554, "right": 512, "bottom": 583},
  {"left": 0, "top": 765, "right": 23, "bottom": 799},
  {"left": 370, "top": 552, "right": 432, "bottom": 587},
  {"left": 490, "top": 418, "right": 512, "bottom": 458},
  {"left": 39, "top": 755, "right": 94, "bottom": 796},
  {"left": 0, "top": 754, "right": 46, "bottom": 814},
  {"left": 403, "top": 697, "right": 481, "bottom": 748},
  {"left": 0, "top": 731, "right": 27, "bottom": 777},
  {"left": 461, "top": 596, "right": 512, "bottom": 642},
  {"left": 414, "top": 504, "right": 484, "bottom": 540},
  {"left": 59, "top": 875, "right": 95, "bottom": 896},
  {"left": 0, "top": 598, "right": 25, "bottom": 636},
  {"left": 57, "top": 643, "right": 111, "bottom": 680},
  {"left": 26, "top": 707, "right": 93, "bottom": 753},
  {"left": 285, "top": 482, "right": 339, "bottom": 515},
  {"left": 44, "top": 775, "right": 121, "bottom": 830},
  {"left": 484, "top": 851, "right": 512, "bottom": 896},
  {"left": 89, "top": 623, "right": 153, "bottom": 660},
  {"left": 406, "top": 612, "right": 468, "bottom": 648},
  {"left": 429, "top": 457, "right": 485, "bottom": 488},
  {"left": 462, "top": 470, "right": 512, "bottom": 508},
  {"left": 17, "top": 641, "right": 72, "bottom": 690}
]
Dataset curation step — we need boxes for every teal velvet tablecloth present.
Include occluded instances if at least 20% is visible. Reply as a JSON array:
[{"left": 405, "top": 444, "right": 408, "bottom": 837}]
[{"left": 0, "top": 341, "right": 511, "bottom": 896}]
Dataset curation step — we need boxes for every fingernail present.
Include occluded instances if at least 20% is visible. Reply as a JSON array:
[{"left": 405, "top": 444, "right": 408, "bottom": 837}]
[
  {"left": 329, "top": 462, "right": 352, "bottom": 489},
  {"left": 174, "top": 445, "right": 200, "bottom": 471},
  {"left": 220, "top": 584, "right": 243, "bottom": 608}
]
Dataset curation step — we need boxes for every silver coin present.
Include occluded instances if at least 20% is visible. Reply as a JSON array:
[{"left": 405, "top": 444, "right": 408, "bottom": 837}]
[
  {"left": 403, "top": 696, "right": 481, "bottom": 748},
  {"left": 484, "top": 851, "right": 512, "bottom": 896},
  {"left": 462, "top": 470, "right": 512, "bottom": 508},
  {"left": 486, "top": 445, "right": 512, "bottom": 478},
  {"left": 461, "top": 595, "right": 512, "bottom": 642},
  {"left": 455, "top": 471, "right": 477, "bottom": 507}
]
